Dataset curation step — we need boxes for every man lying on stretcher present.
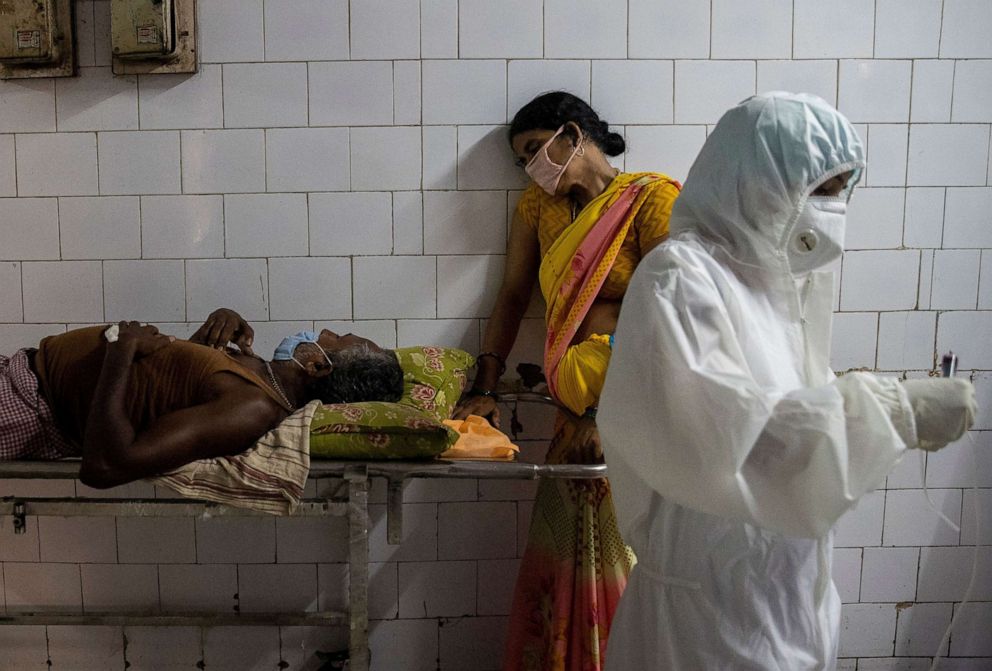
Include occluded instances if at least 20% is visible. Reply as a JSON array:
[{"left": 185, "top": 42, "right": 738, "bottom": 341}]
[{"left": 0, "top": 309, "right": 403, "bottom": 488}]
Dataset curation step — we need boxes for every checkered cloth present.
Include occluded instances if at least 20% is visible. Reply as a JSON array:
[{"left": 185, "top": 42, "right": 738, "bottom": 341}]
[
  {"left": 151, "top": 400, "right": 316, "bottom": 515},
  {"left": 0, "top": 349, "right": 77, "bottom": 460}
]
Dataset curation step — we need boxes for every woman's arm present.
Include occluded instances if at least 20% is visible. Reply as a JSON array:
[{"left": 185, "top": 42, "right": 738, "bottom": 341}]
[{"left": 452, "top": 207, "right": 541, "bottom": 423}]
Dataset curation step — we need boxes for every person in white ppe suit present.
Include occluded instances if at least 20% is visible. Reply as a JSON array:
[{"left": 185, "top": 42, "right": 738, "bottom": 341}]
[{"left": 597, "top": 92, "right": 977, "bottom": 670}]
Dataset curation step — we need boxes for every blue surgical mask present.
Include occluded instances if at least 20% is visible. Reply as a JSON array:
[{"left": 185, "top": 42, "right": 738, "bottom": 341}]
[{"left": 273, "top": 331, "right": 333, "bottom": 369}]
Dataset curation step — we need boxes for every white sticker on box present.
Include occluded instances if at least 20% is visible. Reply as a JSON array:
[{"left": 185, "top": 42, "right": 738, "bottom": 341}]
[
  {"left": 16, "top": 30, "right": 41, "bottom": 49},
  {"left": 136, "top": 25, "right": 158, "bottom": 44}
]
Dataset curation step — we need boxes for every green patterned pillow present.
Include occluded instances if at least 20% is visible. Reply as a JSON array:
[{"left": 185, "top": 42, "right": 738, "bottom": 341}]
[
  {"left": 394, "top": 346, "right": 475, "bottom": 421},
  {"left": 310, "top": 402, "right": 458, "bottom": 460},
  {"left": 308, "top": 346, "right": 473, "bottom": 460}
]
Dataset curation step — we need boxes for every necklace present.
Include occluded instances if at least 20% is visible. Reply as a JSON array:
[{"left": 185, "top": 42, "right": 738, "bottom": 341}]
[
  {"left": 264, "top": 361, "right": 294, "bottom": 410},
  {"left": 570, "top": 169, "right": 621, "bottom": 222}
]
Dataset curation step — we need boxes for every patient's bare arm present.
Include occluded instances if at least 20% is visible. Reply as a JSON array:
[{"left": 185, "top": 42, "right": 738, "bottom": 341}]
[
  {"left": 190, "top": 308, "right": 255, "bottom": 355},
  {"left": 80, "top": 322, "right": 169, "bottom": 485},
  {"left": 79, "top": 322, "right": 284, "bottom": 489}
]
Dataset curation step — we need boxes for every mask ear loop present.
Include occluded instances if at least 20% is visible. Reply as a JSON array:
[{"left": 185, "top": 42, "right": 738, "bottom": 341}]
[
  {"left": 566, "top": 124, "right": 584, "bottom": 157},
  {"left": 290, "top": 342, "right": 334, "bottom": 370},
  {"left": 549, "top": 130, "right": 584, "bottom": 193},
  {"left": 316, "top": 343, "right": 334, "bottom": 368},
  {"left": 525, "top": 125, "right": 566, "bottom": 171}
]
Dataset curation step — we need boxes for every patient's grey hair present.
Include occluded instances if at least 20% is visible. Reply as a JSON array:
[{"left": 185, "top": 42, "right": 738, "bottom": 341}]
[{"left": 312, "top": 345, "right": 404, "bottom": 404}]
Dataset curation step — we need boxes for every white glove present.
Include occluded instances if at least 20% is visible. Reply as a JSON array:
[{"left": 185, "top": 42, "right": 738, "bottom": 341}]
[{"left": 902, "top": 379, "right": 977, "bottom": 452}]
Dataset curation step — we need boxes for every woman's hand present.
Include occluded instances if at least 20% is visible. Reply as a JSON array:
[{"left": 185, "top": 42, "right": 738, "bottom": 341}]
[
  {"left": 113, "top": 321, "right": 175, "bottom": 359},
  {"left": 190, "top": 308, "right": 254, "bottom": 355},
  {"left": 452, "top": 394, "right": 501, "bottom": 427},
  {"left": 572, "top": 416, "right": 603, "bottom": 464}
]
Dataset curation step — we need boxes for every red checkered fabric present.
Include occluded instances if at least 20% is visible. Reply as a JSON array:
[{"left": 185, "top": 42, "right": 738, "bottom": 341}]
[{"left": 0, "top": 349, "right": 77, "bottom": 460}]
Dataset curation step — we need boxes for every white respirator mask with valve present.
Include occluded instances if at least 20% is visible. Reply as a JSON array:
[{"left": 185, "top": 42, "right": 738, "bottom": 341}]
[{"left": 786, "top": 196, "right": 847, "bottom": 276}]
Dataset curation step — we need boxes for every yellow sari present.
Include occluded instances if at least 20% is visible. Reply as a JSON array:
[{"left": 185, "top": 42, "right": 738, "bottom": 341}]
[
  {"left": 540, "top": 173, "right": 662, "bottom": 414},
  {"left": 502, "top": 173, "right": 680, "bottom": 671}
]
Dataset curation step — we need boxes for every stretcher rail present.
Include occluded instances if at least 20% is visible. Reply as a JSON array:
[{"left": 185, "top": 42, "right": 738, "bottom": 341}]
[
  {"left": 1, "top": 456, "right": 607, "bottom": 671},
  {"left": 0, "top": 458, "right": 606, "bottom": 481}
]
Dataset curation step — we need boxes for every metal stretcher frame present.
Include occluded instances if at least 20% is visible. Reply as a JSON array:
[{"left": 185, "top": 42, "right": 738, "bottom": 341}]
[{"left": 0, "top": 393, "right": 607, "bottom": 671}]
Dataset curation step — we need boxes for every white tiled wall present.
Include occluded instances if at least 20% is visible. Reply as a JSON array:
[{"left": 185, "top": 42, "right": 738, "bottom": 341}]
[{"left": 1, "top": 1, "right": 990, "bottom": 669}]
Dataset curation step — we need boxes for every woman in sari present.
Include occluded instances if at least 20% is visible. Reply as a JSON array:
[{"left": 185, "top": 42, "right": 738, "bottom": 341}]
[{"left": 453, "top": 92, "right": 681, "bottom": 671}]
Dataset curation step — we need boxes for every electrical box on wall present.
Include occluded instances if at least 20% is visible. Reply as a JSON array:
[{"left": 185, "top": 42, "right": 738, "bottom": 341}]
[
  {"left": 112, "top": 0, "right": 173, "bottom": 59},
  {"left": 111, "top": 0, "right": 196, "bottom": 75},
  {"left": 0, "top": 0, "right": 75, "bottom": 79}
]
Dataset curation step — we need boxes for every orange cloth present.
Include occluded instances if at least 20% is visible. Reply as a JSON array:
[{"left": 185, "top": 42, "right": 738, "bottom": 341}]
[{"left": 440, "top": 414, "right": 519, "bottom": 460}]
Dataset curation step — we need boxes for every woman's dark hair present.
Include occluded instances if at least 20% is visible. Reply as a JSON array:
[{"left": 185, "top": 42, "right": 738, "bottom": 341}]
[
  {"left": 311, "top": 347, "right": 404, "bottom": 404},
  {"left": 509, "top": 91, "right": 626, "bottom": 156}
]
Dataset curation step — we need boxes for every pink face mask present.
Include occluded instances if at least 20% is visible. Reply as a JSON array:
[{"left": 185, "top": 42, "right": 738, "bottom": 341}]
[{"left": 525, "top": 126, "right": 583, "bottom": 196}]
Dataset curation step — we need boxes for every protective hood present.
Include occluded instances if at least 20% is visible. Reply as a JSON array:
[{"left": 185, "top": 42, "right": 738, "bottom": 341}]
[
  {"left": 599, "top": 90, "right": 913, "bottom": 671},
  {"left": 670, "top": 92, "right": 865, "bottom": 273}
]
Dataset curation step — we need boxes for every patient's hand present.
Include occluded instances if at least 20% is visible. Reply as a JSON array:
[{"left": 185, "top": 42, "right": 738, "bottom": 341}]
[
  {"left": 191, "top": 308, "right": 254, "bottom": 355},
  {"left": 453, "top": 395, "right": 501, "bottom": 427},
  {"left": 113, "top": 322, "right": 175, "bottom": 359}
]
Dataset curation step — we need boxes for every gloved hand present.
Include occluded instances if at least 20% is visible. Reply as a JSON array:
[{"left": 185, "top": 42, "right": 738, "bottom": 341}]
[{"left": 902, "top": 378, "right": 977, "bottom": 451}]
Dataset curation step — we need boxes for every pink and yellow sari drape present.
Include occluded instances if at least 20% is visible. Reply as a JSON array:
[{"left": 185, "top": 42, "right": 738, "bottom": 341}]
[
  {"left": 502, "top": 174, "right": 676, "bottom": 671},
  {"left": 540, "top": 175, "right": 659, "bottom": 414}
]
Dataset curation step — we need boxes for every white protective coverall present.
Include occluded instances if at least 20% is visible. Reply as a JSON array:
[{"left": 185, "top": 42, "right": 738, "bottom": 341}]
[{"left": 598, "top": 93, "right": 920, "bottom": 670}]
